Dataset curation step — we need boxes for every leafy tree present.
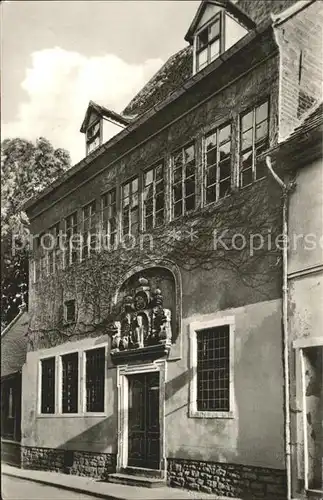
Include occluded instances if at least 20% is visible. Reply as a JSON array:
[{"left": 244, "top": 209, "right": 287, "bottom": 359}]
[{"left": 1, "top": 137, "right": 71, "bottom": 329}]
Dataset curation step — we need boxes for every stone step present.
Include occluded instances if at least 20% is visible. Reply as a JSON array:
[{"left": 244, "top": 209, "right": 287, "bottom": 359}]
[{"left": 107, "top": 472, "right": 166, "bottom": 488}]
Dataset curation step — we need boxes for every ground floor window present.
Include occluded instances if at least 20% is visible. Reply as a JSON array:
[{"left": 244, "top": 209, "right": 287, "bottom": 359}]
[
  {"left": 85, "top": 347, "right": 105, "bottom": 412},
  {"left": 1, "top": 374, "right": 21, "bottom": 441},
  {"left": 41, "top": 357, "right": 55, "bottom": 414},
  {"left": 189, "top": 316, "right": 234, "bottom": 418},
  {"left": 61, "top": 353, "right": 79, "bottom": 414}
]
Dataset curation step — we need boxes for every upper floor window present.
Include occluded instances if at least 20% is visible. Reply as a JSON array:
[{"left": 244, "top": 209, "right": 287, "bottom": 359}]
[
  {"left": 65, "top": 212, "right": 79, "bottom": 265},
  {"left": 48, "top": 223, "right": 60, "bottom": 274},
  {"left": 205, "top": 123, "right": 231, "bottom": 204},
  {"left": 122, "top": 177, "right": 139, "bottom": 237},
  {"left": 86, "top": 121, "right": 101, "bottom": 154},
  {"left": 196, "top": 16, "right": 222, "bottom": 71},
  {"left": 64, "top": 299, "right": 76, "bottom": 323},
  {"left": 172, "top": 143, "right": 196, "bottom": 218},
  {"left": 82, "top": 201, "right": 97, "bottom": 260},
  {"left": 101, "top": 189, "right": 117, "bottom": 248},
  {"left": 240, "top": 100, "right": 269, "bottom": 187},
  {"left": 143, "top": 161, "right": 165, "bottom": 231}
]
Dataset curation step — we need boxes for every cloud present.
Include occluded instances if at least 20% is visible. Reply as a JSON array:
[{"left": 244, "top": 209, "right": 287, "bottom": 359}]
[{"left": 2, "top": 47, "right": 163, "bottom": 164}]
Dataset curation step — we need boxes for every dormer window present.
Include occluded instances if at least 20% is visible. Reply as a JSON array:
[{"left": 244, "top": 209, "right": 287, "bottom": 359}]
[
  {"left": 196, "top": 16, "right": 222, "bottom": 72},
  {"left": 188, "top": 2, "right": 253, "bottom": 76},
  {"left": 86, "top": 120, "right": 101, "bottom": 155}
]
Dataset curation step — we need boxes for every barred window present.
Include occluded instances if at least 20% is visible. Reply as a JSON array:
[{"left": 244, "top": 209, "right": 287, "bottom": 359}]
[
  {"left": 122, "top": 177, "right": 139, "bottom": 237},
  {"left": 197, "top": 325, "right": 230, "bottom": 412},
  {"left": 101, "top": 189, "right": 117, "bottom": 248},
  {"left": 172, "top": 143, "right": 196, "bottom": 218},
  {"left": 82, "top": 201, "right": 97, "bottom": 260},
  {"left": 85, "top": 348, "right": 105, "bottom": 412},
  {"left": 41, "top": 357, "right": 55, "bottom": 414},
  {"left": 143, "top": 161, "right": 165, "bottom": 231},
  {"left": 64, "top": 299, "right": 76, "bottom": 323},
  {"left": 205, "top": 123, "right": 231, "bottom": 204},
  {"left": 65, "top": 212, "right": 79, "bottom": 265},
  {"left": 61, "top": 353, "right": 78, "bottom": 414},
  {"left": 240, "top": 100, "right": 269, "bottom": 187}
]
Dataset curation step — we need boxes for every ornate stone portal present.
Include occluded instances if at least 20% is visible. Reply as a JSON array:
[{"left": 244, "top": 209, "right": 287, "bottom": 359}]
[{"left": 109, "top": 276, "right": 172, "bottom": 363}]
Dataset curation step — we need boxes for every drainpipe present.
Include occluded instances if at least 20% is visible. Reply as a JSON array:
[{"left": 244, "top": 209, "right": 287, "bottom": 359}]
[{"left": 266, "top": 155, "right": 292, "bottom": 500}]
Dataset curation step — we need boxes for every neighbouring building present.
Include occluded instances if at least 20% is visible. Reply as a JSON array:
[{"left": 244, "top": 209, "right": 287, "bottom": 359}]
[
  {"left": 20, "top": 1, "right": 322, "bottom": 500},
  {"left": 1, "top": 305, "right": 28, "bottom": 467}
]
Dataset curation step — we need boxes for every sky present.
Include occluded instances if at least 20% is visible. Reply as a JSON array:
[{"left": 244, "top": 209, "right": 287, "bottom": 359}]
[{"left": 1, "top": 0, "right": 200, "bottom": 164}]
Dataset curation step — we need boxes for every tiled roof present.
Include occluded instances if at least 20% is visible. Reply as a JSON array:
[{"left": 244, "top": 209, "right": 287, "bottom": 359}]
[
  {"left": 1, "top": 310, "right": 29, "bottom": 378},
  {"left": 81, "top": 101, "right": 134, "bottom": 133},
  {"left": 122, "top": 46, "right": 193, "bottom": 117}
]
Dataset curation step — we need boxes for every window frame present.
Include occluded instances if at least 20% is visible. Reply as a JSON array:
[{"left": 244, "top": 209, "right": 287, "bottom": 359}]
[
  {"left": 60, "top": 351, "right": 80, "bottom": 414},
  {"left": 142, "top": 159, "right": 165, "bottom": 232},
  {"left": 189, "top": 316, "right": 235, "bottom": 419},
  {"left": 171, "top": 140, "right": 197, "bottom": 220},
  {"left": 121, "top": 176, "right": 139, "bottom": 238},
  {"left": 203, "top": 121, "right": 232, "bottom": 206},
  {"left": 64, "top": 299, "right": 76, "bottom": 324},
  {"left": 81, "top": 200, "right": 97, "bottom": 260},
  {"left": 86, "top": 119, "right": 102, "bottom": 155},
  {"left": 101, "top": 188, "right": 118, "bottom": 249},
  {"left": 239, "top": 98, "right": 270, "bottom": 188},
  {"left": 48, "top": 222, "right": 61, "bottom": 274},
  {"left": 39, "top": 355, "right": 56, "bottom": 415},
  {"left": 64, "top": 211, "right": 80, "bottom": 266},
  {"left": 194, "top": 12, "right": 224, "bottom": 72},
  {"left": 82, "top": 346, "right": 106, "bottom": 415}
]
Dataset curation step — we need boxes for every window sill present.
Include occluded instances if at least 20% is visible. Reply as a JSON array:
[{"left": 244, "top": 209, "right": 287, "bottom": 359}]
[
  {"left": 1, "top": 438, "right": 21, "bottom": 444},
  {"left": 37, "top": 412, "right": 107, "bottom": 418},
  {"left": 189, "top": 409, "right": 235, "bottom": 419}
]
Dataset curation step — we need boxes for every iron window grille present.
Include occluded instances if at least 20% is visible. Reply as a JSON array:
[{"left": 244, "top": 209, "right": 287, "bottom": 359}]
[
  {"left": 196, "top": 14, "right": 222, "bottom": 71},
  {"left": 122, "top": 177, "right": 139, "bottom": 237},
  {"left": 143, "top": 161, "right": 165, "bottom": 231},
  {"left": 65, "top": 212, "right": 79, "bottom": 265},
  {"left": 204, "top": 123, "right": 232, "bottom": 204},
  {"left": 196, "top": 325, "right": 230, "bottom": 412},
  {"left": 101, "top": 189, "right": 117, "bottom": 248},
  {"left": 85, "top": 348, "right": 105, "bottom": 412},
  {"left": 172, "top": 143, "right": 196, "bottom": 218},
  {"left": 82, "top": 201, "right": 97, "bottom": 260},
  {"left": 41, "top": 357, "right": 55, "bottom": 414},
  {"left": 240, "top": 100, "right": 269, "bottom": 187},
  {"left": 61, "top": 352, "right": 78, "bottom": 414}
]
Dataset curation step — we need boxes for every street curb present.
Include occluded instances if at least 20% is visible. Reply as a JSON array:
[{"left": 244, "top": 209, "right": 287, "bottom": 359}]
[{"left": 2, "top": 471, "right": 122, "bottom": 500}]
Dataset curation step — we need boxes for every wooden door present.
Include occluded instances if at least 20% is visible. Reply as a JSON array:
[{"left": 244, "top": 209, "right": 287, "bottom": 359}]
[{"left": 128, "top": 372, "right": 160, "bottom": 469}]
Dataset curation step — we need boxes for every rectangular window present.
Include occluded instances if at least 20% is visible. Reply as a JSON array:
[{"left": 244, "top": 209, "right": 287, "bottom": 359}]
[
  {"left": 196, "top": 325, "right": 230, "bottom": 412},
  {"left": 61, "top": 353, "right": 78, "bottom": 414},
  {"left": 172, "top": 143, "right": 196, "bottom": 218},
  {"left": 240, "top": 100, "right": 269, "bottom": 187},
  {"left": 38, "top": 233, "right": 48, "bottom": 279},
  {"left": 65, "top": 212, "right": 79, "bottom": 265},
  {"left": 101, "top": 189, "right": 117, "bottom": 248},
  {"left": 86, "top": 121, "right": 101, "bottom": 154},
  {"left": 48, "top": 223, "right": 60, "bottom": 274},
  {"left": 82, "top": 201, "right": 97, "bottom": 260},
  {"left": 143, "top": 161, "right": 165, "bottom": 231},
  {"left": 205, "top": 123, "right": 231, "bottom": 204},
  {"left": 64, "top": 299, "right": 76, "bottom": 323},
  {"left": 122, "top": 177, "right": 139, "bottom": 237},
  {"left": 85, "top": 348, "right": 105, "bottom": 412},
  {"left": 41, "top": 357, "right": 55, "bottom": 414},
  {"left": 196, "top": 15, "right": 222, "bottom": 71}
]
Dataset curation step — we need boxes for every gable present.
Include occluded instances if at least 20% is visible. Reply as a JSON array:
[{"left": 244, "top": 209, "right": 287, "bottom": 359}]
[
  {"left": 197, "top": 3, "right": 223, "bottom": 30},
  {"left": 1, "top": 311, "right": 29, "bottom": 378}
]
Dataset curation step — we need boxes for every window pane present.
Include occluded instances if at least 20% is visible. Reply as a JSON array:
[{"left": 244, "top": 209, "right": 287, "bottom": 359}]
[
  {"left": 219, "top": 158, "right": 231, "bottom": 181},
  {"left": 174, "top": 201, "right": 182, "bottom": 218},
  {"left": 122, "top": 183, "right": 130, "bottom": 199},
  {"left": 206, "top": 184, "right": 217, "bottom": 204},
  {"left": 132, "top": 178, "right": 138, "bottom": 193},
  {"left": 206, "top": 131, "right": 217, "bottom": 150},
  {"left": 241, "top": 168, "right": 253, "bottom": 187},
  {"left": 41, "top": 358, "right": 55, "bottom": 414},
  {"left": 185, "top": 177, "right": 195, "bottom": 197},
  {"left": 184, "top": 144, "right": 195, "bottom": 164},
  {"left": 241, "top": 110, "right": 253, "bottom": 131},
  {"left": 219, "top": 178, "right": 231, "bottom": 199},
  {"left": 62, "top": 353, "right": 78, "bottom": 414},
  {"left": 210, "top": 39, "right": 220, "bottom": 60},
  {"left": 255, "top": 120, "right": 268, "bottom": 142},
  {"left": 219, "top": 125, "right": 231, "bottom": 144},
  {"left": 209, "top": 19, "right": 220, "bottom": 40},
  {"left": 155, "top": 163, "right": 164, "bottom": 180},
  {"left": 144, "top": 169, "right": 153, "bottom": 186},
  {"left": 256, "top": 101, "right": 268, "bottom": 124},
  {"left": 207, "top": 165, "right": 217, "bottom": 187},
  {"left": 173, "top": 167, "right": 182, "bottom": 184},
  {"left": 207, "top": 148, "right": 217, "bottom": 166},
  {"left": 198, "top": 27, "right": 209, "bottom": 49},
  {"left": 86, "top": 348, "right": 105, "bottom": 413},
  {"left": 241, "top": 128, "right": 253, "bottom": 151},
  {"left": 145, "top": 215, "right": 153, "bottom": 231},
  {"left": 185, "top": 195, "right": 195, "bottom": 212},
  {"left": 173, "top": 183, "right": 182, "bottom": 203},
  {"left": 219, "top": 141, "right": 231, "bottom": 158},
  {"left": 197, "top": 48, "right": 208, "bottom": 70},
  {"left": 197, "top": 326, "right": 230, "bottom": 412}
]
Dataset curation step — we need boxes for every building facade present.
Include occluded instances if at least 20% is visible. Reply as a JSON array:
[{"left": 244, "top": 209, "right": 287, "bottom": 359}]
[{"left": 20, "top": 1, "right": 322, "bottom": 499}]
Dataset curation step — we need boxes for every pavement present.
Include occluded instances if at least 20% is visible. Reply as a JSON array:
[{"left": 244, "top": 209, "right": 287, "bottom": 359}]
[{"left": 1, "top": 464, "right": 242, "bottom": 500}]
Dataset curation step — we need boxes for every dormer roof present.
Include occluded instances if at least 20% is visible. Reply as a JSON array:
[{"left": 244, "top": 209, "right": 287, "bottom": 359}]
[
  {"left": 80, "top": 100, "right": 135, "bottom": 133},
  {"left": 185, "top": 0, "right": 255, "bottom": 43}
]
